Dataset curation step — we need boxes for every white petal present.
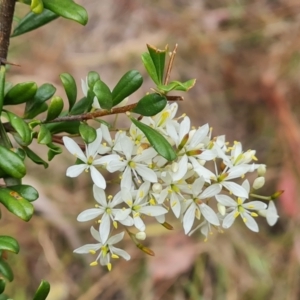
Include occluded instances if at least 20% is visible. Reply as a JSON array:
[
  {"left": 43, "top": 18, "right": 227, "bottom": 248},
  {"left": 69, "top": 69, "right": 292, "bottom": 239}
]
[
  {"left": 215, "top": 194, "right": 237, "bottom": 207},
  {"left": 266, "top": 201, "right": 279, "bottom": 226},
  {"left": 243, "top": 201, "right": 267, "bottom": 210},
  {"left": 74, "top": 243, "right": 101, "bottom": 253},
  {"left": 241, "top": 212, "right": 259, "bottom": 232},
  {"left": 63, "top": 136, "right": 86, "bottom": 162},
  {"left": 135, "top": 165, "right": 157, "bottom": 183},
  {"left": 110, "top": 246, "right": 131, "bottom": 260},
  {"left": 90, "top": 166, "right": 106, "bottom": 189},
  {"left": 100, "top": 213, "right": 110, "bottom": 243},
  {"left": 199, "top": 203, "right": 220, "bottom": 226},
  {"left": 192, "top": 177, "right": 205, "bottom": 195},
  {"left": 87, "top": 128, "right": 102, "bottom": 156},
  {"left": 106, "top": 159, "right": 126, "bottom": 172},
  {"left": 90, "top": 226, "right": 101, "bottom": 242},
  {"left": 94, "top": 154, "right": 120, "bottom": 166},
  {"left": 81, "top": 78, "right": 88, "bottom": 96},
  {"left": 77, "top": 208, "right": 103, "bottom": 222},
  {"left": 114, "top": 208, "right": 132, "bottom": 221},
  {"left": 183, "top": 204, "right": 196, "bottom": 234},
  {"left": 222, "top": 181, "right": 248, "bottom": 198},
  {"left": 66, "top": 164, "right": 86, "bottom": 177},
  {"left": 121, "top": 167, "right": 133, "bottom": 189},
  {"left": 107, "top": 232, "right": 125, "bottom": 244},
  {"left": 172, "top": 155, "right": 188, "bottom": 182},
  {"left": 134, "top": 216, "right": 145, "bottom": 231},
  {"left": 139, "top": 206, "right": 168, "bottom": 216},
  {"left": 199, "top": 184, "right": 222, "bottom": 199},
  {"left": 189, "top": 123, "right": 209, "bottom": 148},
  {"left": 93, "top": 185, "right": 107, "bottom": 206},
  {"left": 222, "top": 211, "right": 236, "bottom": 229},
  {"left": 120, "top": 136, "right": 134, "bottom": 161},
  {"left": 134, "top": 147, "right": 157, "bottom": 162},
  {"left": 170, "top": 193, "right": 181, "bottom": 218}
]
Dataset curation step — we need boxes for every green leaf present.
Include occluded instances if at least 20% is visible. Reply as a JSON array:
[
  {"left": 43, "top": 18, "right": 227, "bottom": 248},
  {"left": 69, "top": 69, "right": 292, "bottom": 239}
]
[
  {"left": 132, "top": 94, "right": 167, "bottom": 116},
  {"left": 0, "top": 188, "right": 34, "bottom": 221},
  {"left": 4, "top": 82, "right": 37, "bottom": 105},
  {"left": 0, "top": 259, "right": 13, "bottom": 282},
  {"left": 8, "top": 185, "right": 39, "bottom": 202},
  {"left": 4, "top": 111, "right": 32, "bottom": 146},
  {"left": 69, "top": 97, "right": 92, "bottom": 115},
  {"left": 11, "top": 9, "right": 58, "bottom": 37},
  {"left": 93, "top": 80, "right": 112, "bottom": 110},
  {"left": 147, "top": 44, "right": 167, "bottom": 85},
  {"left": 38, "top": 125, "right": 52, "bottom": 144},
  {"left": 79, "top": 123, "right": 96, "bottom": 144},
  {"left": 0, "top": 66, "right": 5, "bottom": 115},
  {"left": 45, "top": 120, "right": 80, "bottom": 134},
  {"left": 0, "top": 278, "right": 5, "bottom": 294},
  {"left": 43, "top": 0, "right": 88, "bottom": 25},
  {"left": 0, "top": 236, "right": 19, "bottom": 254},
  {"left": 60, "top": 73, "right": 77, "bottom": 111},
  {"left": 31, "top": 0, "right": 44, "bottom": 14},
  {"left": 25, "top": 83, "right": 56, "bottom": 118},
  {"left": 141, "top": 52, "right": 159, "bottom": 85},
  {"left": 45, "top": 96, "right": 64, "bottom": 121},
  {"left": 47, "top": 143, "right": 62, "bottom": 161},
  {"left": 23, "top": 147, "right": 48, "bottom": 168},
  {"left": 112, "top": 70, "right": 143, "bottom": 106},
  {"left": 158, "top": 79, "right": 196, "bottom": 93},
  {"left": 87, "top": 71, "right": 101, "bottom": 89},
  {"left": 32, "top": 280, "right": 50, "bottom": 300},
  {"left": 0, "top": 146, "right": 26, "bottom": 179},
  {"left": 130, "top": 118, "right": 176, "bottom": 161},
  {"left": 4, "top": 82, "right": 12, "bottom": 97}
]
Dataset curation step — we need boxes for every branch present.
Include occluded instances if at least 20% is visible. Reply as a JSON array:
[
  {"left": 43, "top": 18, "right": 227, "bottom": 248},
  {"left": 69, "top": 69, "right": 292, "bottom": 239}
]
[{"left": 0, "top": 0, "right": 16, "bottom": 63}]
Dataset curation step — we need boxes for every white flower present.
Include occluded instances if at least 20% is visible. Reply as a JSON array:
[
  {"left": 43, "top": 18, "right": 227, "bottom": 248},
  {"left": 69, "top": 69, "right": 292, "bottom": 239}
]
[
  {"left": 182, "top": 177, "right": 221, "bottom": 234},
  {"left": 63, "top": 129, "right": 119, "bottom": 189},
  {"left": 77, "top": 185, "right": 132, "bottom": 242},
  {"left": 115, "top": 181, "right": 168, "bottom": 231},
  {"left": 215, "top": 181, "right": 267, "bottom": 232},
  {"left": 74, "top": 227, "right": 130, "bottom": 271},
  {"left": 107, "top": 136, "right": 157, "bottom": 189}
]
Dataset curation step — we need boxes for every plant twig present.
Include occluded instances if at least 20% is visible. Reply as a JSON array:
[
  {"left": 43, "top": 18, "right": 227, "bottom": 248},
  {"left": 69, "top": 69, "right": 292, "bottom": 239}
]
[{"left": 164, "top": 44, "right": 178, "bottom": 85}]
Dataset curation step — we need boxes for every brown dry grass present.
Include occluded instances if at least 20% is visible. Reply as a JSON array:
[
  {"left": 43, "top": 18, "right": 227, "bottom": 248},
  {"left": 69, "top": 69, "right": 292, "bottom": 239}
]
[{"left": 2, "top": 0, "right": 300, "bottom": 299}]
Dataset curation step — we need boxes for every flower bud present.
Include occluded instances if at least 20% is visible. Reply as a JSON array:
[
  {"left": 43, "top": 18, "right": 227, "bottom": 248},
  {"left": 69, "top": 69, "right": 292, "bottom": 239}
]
[
  {"left": 253, "top": 177, "right": 265, "bottom": 190},
  {"left": 152, "top": 183, "right": 162, "bottom": 193},
  {"left": 217, "top": 203, "right": 226, "bottom": 216},
  {"left": 257, "top": 164, "right": 266, "bottom": 176},
  {"left": 135, "top": 232, "right": 146, "bottom": 240}
]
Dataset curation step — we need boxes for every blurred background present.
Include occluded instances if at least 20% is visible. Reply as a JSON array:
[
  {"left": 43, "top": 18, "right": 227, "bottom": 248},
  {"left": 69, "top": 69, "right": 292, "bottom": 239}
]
[{"left": 2, "top": 0, "right": 300, "bottom": 299}]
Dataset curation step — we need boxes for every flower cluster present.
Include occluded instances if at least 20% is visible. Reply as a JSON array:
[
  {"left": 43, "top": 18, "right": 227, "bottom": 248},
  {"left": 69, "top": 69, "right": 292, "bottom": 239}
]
[{"left": 63, "top": 102, "right": 279, "bottom": 270}]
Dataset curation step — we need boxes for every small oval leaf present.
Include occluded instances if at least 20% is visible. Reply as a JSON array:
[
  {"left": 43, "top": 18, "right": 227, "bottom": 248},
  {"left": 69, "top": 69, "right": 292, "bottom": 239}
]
[
  {"left": 147, "top": 44, "right": 167, "bottom": 85},
  {"left": 4, "top": 82, "right": 37, "bottom": 105},
  {"left": 23, "top": 147, "right": 48, "bottom": 168},
  {"left": 11, "top": 9, "right": 58, "bottom": 37},
  {"left": 79, "top": 123, "right": 96, "bottom": 144},
  {"left": 93, "top": 80, "right": 112, "bottom": 110},
  {"left": 0, "top": 236, "right": 19, "bottom": 254},
  {"left": 0, "top": 259, "right": 13, "bottom": 282},
  {"left": 60, "top": 73, "right": 77, "bottom": 111},
  {"left": 112, "top": 70, "right": 143, "bottom": 106},
  {"left": 132, "top": 94, "right": 167, "bottom": 116},
  {"left": 130, "top": 118, "right": 177, "bottom": 161},
  {"left": 0, "top": 146, "right": 26, "bottom": 179},
  {"left": 0, "top": 277, "right": 5, "bottom": 294},
  {"left": 38, "top": 124, "right": 52, "bottom": 145},
  {"left": 0, "top": 188, "right": 34, "bottom": 221},
  {"left": 141, "top": 52, "right": 159, "bottom": 85},
  {"left": 46, "top": 96, "right": 64, "bottom": 121},
  {"left": 9, "top": 185, "right": 39, "bottom": 202},
  {"left": 32, "top": 280, "right": 51, "bottom": 300}
]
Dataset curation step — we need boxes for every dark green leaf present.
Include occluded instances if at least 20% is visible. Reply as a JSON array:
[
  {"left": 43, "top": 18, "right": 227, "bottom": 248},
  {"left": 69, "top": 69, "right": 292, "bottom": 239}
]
[
  {"left": 46, "top": 96, "right": 64, "bottom": 121},
  {"left": 11, "top": 9, "right": 58, "bottom": 37},
  {"left": 0, "top": 259, "right": 13, "bottom": 282},
  {"left": 4, "top": 82, "right": 13, "bottom": 96},
  {"left": 130, "top": 118, "right": 176, "bottom": 161},
  {"left": 60, "top": 73, "right": 77, "bottom": 111},
  {"left": 4, "top": 111, "right": 32, "bottom": 146},
  {"left": 38, "top": 125, "right": 52, "bottom": 144},
  {"left": 24, "top": 102, "right": 48, "bottom": 119},
  {"left": 93, "top": 80, "right": 112, "bottom": 110},
  {"left": 43, "top": 0, "right": 88, "bottom": 25},
  {"left": 45, "top": 120, "right": 80, "bottom": 134},
  {"left": 4, "top": 82, "right": 37, "bottom": 105},
  {"left": 0, "top": 146, "right": 26, "bottom": 179},
  {"left": 23, "top": 147, "right": 48, "bottom": 168},
  {"left": 9, "top": 185, "right": 39, "bottom": 202},
  {"left": 70, "top": 97, "right": 92, "bottom": 115},
  {"left": 47, "top": 143, "right": 62, "bottom": 161},
  {"left": 32, "top": 280, "right": 50, "bottom": 300},
  {"left": 132, "top": 94, "right": 167, "bottom": 116},
  {"left": 87, "top": 71, "right": 101, "bottom": 89},
  {"left": 0, "top": 236, "right": 19, "bottom": 254},
  {"left": 141, "top": 52, "right": 159, "bottom": 85},
  {"left": 0, "top": 278, "right": 5, "bottom": 294},
  {"left": 79, "top": 123, "right": 96, "bottom": 144},
  {"left": 0, "top": 188, "right": 34, "bottom": 221},
  {"left": 112, "top": 70, "right": 143, "bottom": 106},
  {"left": 147, "top": 44, "right": 167, "bottom": 85}
]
